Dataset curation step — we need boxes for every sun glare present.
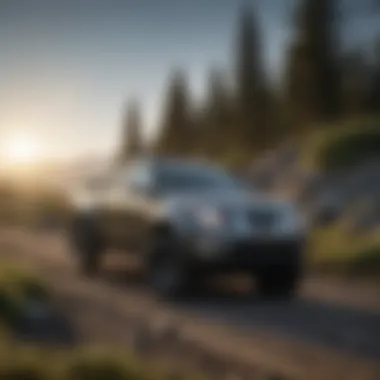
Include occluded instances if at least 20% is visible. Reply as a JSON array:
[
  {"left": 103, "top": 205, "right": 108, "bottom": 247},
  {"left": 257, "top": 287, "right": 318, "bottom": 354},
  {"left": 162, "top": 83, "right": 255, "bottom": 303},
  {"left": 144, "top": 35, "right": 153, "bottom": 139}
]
[{"left": 2, "top": 135, "right": 41, "bottom": 165}]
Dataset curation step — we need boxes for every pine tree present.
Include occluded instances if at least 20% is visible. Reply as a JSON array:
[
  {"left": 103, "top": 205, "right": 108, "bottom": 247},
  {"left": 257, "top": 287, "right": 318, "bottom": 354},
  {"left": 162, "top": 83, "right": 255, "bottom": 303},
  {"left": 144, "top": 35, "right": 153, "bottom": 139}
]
[
  {"left": 118, "top": 99, "right": 143, "bottom": 162},
  {"left": 235, "top": 5, "right": 272, "bottom": 154},
  {"left": 340, "top": 50, "right": 371, "bottom": 117},
  {"left": 154, "top": 69, "right": 193, "bottom": 156},
  {"left": 200, "top": 67, "right": 233, "bottom": 158},
  {"left": 368, "top": 38, "right": 380, "bottom": 114},
  {"left": 284, "top": 0, "right": 341, "bottom": 132}
]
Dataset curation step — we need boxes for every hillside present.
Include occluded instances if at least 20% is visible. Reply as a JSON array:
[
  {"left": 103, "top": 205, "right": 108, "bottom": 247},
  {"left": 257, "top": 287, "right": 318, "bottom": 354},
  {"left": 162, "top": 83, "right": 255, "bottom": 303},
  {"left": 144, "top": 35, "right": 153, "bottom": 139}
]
[{"left": 248, "top": 118, "right": 380, "bottom": 277}]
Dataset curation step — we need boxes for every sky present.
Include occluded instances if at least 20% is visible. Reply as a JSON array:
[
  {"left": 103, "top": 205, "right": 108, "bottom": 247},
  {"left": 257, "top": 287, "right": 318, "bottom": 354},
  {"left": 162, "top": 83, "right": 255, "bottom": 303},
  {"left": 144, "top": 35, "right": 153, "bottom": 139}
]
[{"left": 0, "top": 0, "right": 379, "bottom": 163}]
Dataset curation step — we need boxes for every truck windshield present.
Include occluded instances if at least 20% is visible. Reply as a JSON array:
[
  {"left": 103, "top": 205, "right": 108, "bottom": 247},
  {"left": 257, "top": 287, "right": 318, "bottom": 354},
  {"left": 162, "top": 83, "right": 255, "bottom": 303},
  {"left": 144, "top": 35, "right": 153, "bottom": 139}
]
[{"left": 156, "top": 163, "right": 239, "bottom": 193}]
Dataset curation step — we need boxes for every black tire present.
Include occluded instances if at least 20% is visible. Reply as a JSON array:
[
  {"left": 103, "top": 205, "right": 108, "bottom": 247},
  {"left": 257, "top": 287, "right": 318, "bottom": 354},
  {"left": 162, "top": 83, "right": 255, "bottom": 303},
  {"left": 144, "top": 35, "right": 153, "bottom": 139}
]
[
  {"left": 70, "top": 215, "right": 103, "bottom": 277},
  {"left": 256, "top": 265, "right": 301, "bottom": 300},
  {"left": 145, "top": 231, "right": 194, "bottom": 300}
]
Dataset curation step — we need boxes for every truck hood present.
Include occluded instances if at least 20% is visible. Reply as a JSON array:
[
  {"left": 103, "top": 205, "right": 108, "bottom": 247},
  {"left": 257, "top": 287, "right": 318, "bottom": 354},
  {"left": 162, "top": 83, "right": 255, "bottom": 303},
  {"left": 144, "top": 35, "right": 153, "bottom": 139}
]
[{"left": 162, "top": 188, "right": 295, "bottom": 213}]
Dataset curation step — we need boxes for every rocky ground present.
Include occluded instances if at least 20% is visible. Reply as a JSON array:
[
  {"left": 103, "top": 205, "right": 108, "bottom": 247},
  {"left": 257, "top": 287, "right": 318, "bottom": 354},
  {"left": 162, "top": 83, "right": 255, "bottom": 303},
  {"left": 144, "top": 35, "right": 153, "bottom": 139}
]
[
  {"left": 248, "top": 146, "right": 380, "bottom": 232},
  {"left": 0, "top": 229, "right": 379, "bottom": 380}
]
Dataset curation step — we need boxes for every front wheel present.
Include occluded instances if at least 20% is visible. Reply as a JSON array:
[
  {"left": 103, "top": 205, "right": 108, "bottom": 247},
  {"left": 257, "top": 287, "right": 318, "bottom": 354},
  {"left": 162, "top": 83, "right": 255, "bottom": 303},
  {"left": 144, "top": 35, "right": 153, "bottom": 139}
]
[
  {"left": 144, "top": 232, "right": 195, "bottom": 300},
  {"left": 256, "top": 265, "right": 301, "bottom": 300},
  {"left": 148, "top": 253, "right": 190, "bottom": 299}
]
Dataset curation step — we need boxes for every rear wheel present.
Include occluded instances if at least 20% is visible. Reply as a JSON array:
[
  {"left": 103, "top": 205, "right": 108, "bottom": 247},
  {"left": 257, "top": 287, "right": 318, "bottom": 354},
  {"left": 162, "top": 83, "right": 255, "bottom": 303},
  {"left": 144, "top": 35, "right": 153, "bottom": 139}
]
[{"left": 70, "top": 215, "right": 103, "bottom": 277}]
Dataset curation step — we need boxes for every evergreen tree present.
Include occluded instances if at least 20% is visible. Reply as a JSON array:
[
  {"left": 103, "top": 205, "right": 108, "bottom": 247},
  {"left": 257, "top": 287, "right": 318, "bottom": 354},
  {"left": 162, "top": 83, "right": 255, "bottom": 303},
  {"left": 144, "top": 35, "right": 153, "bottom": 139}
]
[
  {"left": 368, "top": 38, "right": 380, "bottom": 114},
  {"left": 118, "top": 99, "right": 143, "bottom": 162},
  {"left": 235, "top": 5, "right": 271, "bottom": 153},
  {"left": 200, "top": 67, "right": 233, "bottom": 158},
  {"left": 340, "top": 50, "right": 371, "bottom": 117},
  {"left": 284, "top": 0, "right": 341, "bottom": 132},
  {"left": 154, "top": 69, "right": 193, "bottom": 156}
]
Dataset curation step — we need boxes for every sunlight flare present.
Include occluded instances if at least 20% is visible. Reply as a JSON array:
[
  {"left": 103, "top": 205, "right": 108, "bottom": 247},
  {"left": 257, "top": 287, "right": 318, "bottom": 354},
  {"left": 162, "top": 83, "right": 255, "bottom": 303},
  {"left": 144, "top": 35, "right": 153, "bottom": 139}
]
[{"left": 2, "top": 134, "right": 42, "bottom": 165}]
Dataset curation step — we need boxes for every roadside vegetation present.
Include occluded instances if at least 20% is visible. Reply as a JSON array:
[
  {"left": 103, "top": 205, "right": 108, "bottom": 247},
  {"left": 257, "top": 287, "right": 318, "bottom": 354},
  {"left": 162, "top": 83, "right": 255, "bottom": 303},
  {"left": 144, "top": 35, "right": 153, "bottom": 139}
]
[
  {"left": 296, "top": 118, "right": 380, "bottom": 278},
  {"left": 0, "top": 259, "right": 51, "bottom": 330},
  {"left": 307, "top": 222, "right": 380, "bottom": 278},
  {"left": 299, "top": 117, "right": 380, "bottom": 173},
  {"left": 0, "top": 180, "right": 72, "bottom": 229},
  {"left": 0, "top": 345, "right": 165, "bottom": 380},
  {"left": 0, "top": 259, "right": 203, "bottom": 380}
]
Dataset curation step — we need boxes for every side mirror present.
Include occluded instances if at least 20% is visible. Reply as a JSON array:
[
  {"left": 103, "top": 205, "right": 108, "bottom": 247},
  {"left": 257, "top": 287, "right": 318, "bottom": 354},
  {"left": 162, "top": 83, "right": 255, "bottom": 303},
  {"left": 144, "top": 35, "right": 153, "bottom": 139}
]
[{"left": 131, "top": 183, "right": 160, "bottom": 198}]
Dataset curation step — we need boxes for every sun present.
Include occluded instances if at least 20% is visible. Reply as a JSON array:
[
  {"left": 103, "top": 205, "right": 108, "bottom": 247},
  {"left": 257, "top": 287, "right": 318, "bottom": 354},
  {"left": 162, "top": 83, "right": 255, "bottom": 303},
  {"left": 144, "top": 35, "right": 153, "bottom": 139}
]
[{"left": 2, "top": 135, "right": 41, "bottom": 165}]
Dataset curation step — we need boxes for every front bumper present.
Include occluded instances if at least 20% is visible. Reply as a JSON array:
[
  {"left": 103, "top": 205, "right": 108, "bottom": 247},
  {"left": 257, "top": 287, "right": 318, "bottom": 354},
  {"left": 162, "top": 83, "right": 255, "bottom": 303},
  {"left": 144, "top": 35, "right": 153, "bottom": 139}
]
[{"left": 187, "top": 237, "right": 305, "bottom": 273}]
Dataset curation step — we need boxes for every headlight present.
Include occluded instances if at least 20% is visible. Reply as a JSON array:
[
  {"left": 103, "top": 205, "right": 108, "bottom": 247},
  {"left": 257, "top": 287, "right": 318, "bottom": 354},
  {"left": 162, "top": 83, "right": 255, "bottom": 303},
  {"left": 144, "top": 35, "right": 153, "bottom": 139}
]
[
  {"left": 197, "top": 207, "right": 227, "bottom": 230},
  {"left": 182, "top": 204, "right": 236, "bottom": 232},
  {"left": 279, "top": 205, "right": 307, "bottom": 234},
  {"left": 175, "top": 204, "right": 229, "bottom": 232}
]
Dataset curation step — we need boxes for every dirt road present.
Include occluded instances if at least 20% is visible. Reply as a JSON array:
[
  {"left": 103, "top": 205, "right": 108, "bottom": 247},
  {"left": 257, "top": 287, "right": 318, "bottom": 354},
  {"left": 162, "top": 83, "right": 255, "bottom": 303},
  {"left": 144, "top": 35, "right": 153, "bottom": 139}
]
[{"left": 1, "top": 229, "right": 379, "bottom": 380}]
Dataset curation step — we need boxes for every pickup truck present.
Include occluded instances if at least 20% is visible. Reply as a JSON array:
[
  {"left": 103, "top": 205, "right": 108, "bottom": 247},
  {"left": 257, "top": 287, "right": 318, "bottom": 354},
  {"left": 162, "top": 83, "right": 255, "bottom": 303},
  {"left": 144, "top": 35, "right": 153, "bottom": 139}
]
[{"left": 69, "top": 157, "right": 307, "bottom": 300}]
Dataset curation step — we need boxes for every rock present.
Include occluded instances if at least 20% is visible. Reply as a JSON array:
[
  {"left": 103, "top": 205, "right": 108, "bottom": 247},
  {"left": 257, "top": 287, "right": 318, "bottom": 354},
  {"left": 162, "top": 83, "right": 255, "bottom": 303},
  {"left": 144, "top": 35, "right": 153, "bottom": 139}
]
[
  {"left": 24, "top": 300, "right": 52, "bottom": 320},
  {"left": 296, "top": 172, "right": 325, "bottom": 206},
  {"left": 198, "top": 350, "right": 225, "bottom": 375},
  {"left": 158, "top": 324, "right": 181, "bottom": 348},
  {"left": 132, "top": 321, "right": 154, "bottom": 357},
  {"left": 310, "top": 190, "right": 345, "bottom": 227},
  {"left": 345, "top": 198, "right": 380, "bottom": 234},
  {"left": 14, "top": 301, "right": 77, "bottom": 346}
]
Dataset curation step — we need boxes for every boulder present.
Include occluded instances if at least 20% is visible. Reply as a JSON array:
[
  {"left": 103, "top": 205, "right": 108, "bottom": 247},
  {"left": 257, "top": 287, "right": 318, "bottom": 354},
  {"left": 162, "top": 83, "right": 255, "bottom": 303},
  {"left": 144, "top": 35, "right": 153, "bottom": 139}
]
[{"left": 345, "top": 198, "right": 380, "bottom": 234}]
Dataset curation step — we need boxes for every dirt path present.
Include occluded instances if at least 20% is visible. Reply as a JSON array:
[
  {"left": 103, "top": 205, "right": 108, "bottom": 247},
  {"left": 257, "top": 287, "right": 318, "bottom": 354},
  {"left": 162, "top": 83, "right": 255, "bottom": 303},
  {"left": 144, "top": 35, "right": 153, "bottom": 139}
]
[{"left": 1, "top": 229, "right": 379, "bottom": 380}]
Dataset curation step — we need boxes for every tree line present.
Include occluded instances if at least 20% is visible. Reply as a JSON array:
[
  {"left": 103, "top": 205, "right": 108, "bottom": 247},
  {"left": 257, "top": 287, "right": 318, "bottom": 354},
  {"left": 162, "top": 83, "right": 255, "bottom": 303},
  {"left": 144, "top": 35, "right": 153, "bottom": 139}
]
[{"left": 119, "top": 0, "right": 380, "bottom": 169}]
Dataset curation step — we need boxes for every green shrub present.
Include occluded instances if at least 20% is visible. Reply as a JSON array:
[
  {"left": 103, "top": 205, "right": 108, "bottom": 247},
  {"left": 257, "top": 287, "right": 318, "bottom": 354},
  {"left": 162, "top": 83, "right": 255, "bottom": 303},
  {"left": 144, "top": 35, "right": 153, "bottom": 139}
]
[
  {"left": 0, "top": 343, "right": 58, "bottom": 380},
  {"left": 300, "top": 117, "right": 380, "bottom": 172},
  {"left": 0, "top": 263, "right": 202, "bottom": 380},
  {"left": 348, "top": 246, "right": 380, "bottom": 276},
  {"left": 307, "top": 218, "right": 380, "bottom": 278},
  {"left": 310, "top": 238, "right": 380, "bottom": 277},
  {"left": 317, "top": 127, "right": 380, "bottom": 171},
  {"left": 0, "top": 262, "right": 50, "bottom": 328},
  {"left": 65, "top": 351, "right": 150, "bottom": 380},
  {"left": 0, "top": 360, "right": 50, "bottom": 380},
  {"left": 0, "top": 344, "right": 175, "bottom": 380}
]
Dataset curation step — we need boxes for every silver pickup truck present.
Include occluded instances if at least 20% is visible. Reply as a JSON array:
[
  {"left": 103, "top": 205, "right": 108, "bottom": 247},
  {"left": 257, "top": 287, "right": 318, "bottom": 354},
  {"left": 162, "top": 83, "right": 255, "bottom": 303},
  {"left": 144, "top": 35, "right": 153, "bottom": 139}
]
[{"left": 69, "top": 157, "right": 307, "bottom": 300}]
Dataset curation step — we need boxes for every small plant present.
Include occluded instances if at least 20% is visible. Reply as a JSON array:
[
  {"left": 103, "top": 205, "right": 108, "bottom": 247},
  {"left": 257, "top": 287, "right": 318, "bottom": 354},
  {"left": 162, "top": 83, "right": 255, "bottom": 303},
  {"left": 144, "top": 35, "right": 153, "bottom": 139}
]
[{"left": 0, "top": 261, "right": 50, "bottom": 329}]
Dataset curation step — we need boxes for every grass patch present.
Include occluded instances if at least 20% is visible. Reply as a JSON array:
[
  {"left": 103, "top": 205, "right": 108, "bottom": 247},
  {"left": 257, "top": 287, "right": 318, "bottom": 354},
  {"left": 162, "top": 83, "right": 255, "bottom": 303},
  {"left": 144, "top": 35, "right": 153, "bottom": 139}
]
[
  {"left": 0, "top": 262, "right": 202, "bottom": 380},
  {"left": 307, "top": 221, "right": 380, "bottom": 278},
  {"left": 64, "top": 348, "right": 155, "bottom": 380},
  {"left": 0, "top": 260, "right": 50, "bottom": 329},
  {"left": 299, "top": 116, "right": 380, "bottom": 173},
  {"left": 0, "top": 345, "right": 148, "bottom": 380},
  {"left": 0, "top": 342, "right": 203, "bottom": 380}
]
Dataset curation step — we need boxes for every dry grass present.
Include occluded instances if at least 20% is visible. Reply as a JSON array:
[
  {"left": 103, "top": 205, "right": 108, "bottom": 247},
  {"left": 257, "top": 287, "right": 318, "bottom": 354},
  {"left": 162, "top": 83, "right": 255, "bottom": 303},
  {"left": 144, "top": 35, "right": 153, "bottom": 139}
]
[
  {"left": 299, "top": 116, "right": 380, "bottom": 173},
  {"left": 307, "top": 221, "right": 380, "bottom": 277},
  {"left": 0, "top": 259, "right": 51, "bottom": 329},
  {"left": 0, "top": 259, "right": 205, "bottom": 380}
]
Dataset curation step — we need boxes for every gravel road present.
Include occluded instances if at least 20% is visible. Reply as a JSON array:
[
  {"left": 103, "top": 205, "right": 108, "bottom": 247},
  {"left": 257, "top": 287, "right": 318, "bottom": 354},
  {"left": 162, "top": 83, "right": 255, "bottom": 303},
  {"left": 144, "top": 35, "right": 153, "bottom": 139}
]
[{"left": 1, "top": 229, "right": 379, "bottom": 380}]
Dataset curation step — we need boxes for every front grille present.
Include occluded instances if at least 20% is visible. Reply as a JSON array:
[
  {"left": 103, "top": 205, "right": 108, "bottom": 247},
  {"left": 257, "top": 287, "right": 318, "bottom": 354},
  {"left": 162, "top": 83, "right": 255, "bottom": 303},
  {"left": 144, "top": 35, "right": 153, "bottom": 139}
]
[
  {"left": 230, "top": 241, "right": 301, "bottom": 266},
  {"left": 247, "top": 209, "right": 277, "bottom": 229}
]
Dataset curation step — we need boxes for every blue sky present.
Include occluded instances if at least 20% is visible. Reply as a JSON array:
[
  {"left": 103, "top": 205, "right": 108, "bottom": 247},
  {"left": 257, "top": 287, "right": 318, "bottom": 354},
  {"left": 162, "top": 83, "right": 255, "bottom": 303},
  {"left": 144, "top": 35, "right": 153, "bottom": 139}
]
[{"left": 0, "top": 0, "right": 379, "bottom": 161}]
